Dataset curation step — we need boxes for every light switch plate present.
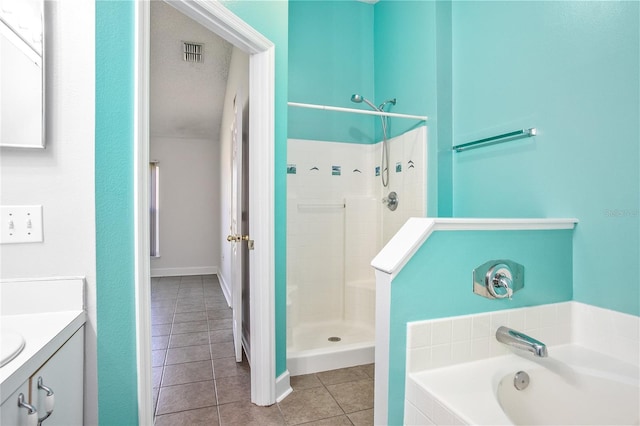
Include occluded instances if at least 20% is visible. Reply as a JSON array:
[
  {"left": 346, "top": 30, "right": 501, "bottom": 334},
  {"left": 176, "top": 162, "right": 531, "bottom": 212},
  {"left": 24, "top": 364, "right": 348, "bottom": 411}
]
[{"left": 0, "top": 205, "right": 44, "bottom": 244}]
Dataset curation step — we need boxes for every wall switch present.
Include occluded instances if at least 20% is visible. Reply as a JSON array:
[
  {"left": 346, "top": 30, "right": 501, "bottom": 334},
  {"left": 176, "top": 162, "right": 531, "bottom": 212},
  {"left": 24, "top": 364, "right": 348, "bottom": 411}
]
[{"left": 1, "top": 205, "right": 44, "bottom": 244}]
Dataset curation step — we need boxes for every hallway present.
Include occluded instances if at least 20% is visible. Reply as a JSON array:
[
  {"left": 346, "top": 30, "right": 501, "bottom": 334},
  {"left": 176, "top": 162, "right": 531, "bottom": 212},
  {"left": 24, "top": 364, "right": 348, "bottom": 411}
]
[{"left": 151, "top": 275, "right": 374, "bottom": 425}]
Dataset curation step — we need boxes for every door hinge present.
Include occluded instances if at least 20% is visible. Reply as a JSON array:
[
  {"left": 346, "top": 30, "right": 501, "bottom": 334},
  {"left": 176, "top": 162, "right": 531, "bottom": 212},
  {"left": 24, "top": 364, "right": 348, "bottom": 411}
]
[{"left": 248, "top": 239, "right": 254, "bottom": 250}]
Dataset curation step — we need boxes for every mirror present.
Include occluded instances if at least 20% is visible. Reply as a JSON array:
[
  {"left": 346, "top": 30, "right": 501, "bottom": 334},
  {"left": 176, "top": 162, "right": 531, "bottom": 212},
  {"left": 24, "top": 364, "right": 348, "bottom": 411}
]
[{"left": 0, "top": 0, "right": 44, "bottom": 148}]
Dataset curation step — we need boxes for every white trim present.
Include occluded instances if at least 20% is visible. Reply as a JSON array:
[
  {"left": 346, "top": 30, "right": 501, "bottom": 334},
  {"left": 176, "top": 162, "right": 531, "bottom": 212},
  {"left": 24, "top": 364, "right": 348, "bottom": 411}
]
[
  {"left": 371, "top": 217, "right": 578, "bottom": 276},
  {"left": 247, "top": 44, "right": 277, "bottom": 406},
  {"left": 288, "top": 102, "right": 428, "bottom": 121},
  {"left": 165, "top": 0, "right": 271, "bottom": 54},
  {"left": 134, "top": 2, "right": 153, "bottom": 425},
  {"left": 135, "top": 1, "right": 277, "bottom": 422},
  {"left": 275, "top": 370, "right": 292, "bottom": 403},
  {"left": 373, "top": 269, "right": 392, "bottom": 426},
  {"left": 150, "top": 266, "right": 218, "bottom": 278},
  {"left": 218, "top": 271, "right": 232, "bottom": 307}
]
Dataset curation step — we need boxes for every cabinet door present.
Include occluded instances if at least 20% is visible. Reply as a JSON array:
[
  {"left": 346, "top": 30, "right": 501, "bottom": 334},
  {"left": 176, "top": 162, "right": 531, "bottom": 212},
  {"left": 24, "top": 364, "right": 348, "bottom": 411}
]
[
  {"left": 31, "top": 326, "right": 84, "bottom": 426},
  {"left": 0, "top": 380, "right": 30, "bottom": 426}
]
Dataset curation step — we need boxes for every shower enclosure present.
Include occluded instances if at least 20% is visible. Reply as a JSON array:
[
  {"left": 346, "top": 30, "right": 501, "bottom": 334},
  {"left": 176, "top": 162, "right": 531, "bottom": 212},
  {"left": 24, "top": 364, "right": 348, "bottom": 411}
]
[{"left": 286, "top": 102, "right": 427, "bottom": 375}]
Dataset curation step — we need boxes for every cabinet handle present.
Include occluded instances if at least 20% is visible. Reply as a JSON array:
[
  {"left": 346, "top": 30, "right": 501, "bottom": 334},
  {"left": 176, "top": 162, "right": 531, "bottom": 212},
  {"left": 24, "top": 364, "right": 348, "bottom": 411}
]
[
  {"left": 17, "top": 393, "right": 38, "bottom": 426},
  {"left": 37, "top": 377, "right": 55, "bottom": 424}
]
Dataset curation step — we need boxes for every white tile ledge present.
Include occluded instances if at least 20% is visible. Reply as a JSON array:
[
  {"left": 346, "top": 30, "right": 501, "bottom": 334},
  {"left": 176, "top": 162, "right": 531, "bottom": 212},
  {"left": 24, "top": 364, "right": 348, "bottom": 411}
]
[{"left": 371, "top": 218, "right": 578, "bottom": 276}]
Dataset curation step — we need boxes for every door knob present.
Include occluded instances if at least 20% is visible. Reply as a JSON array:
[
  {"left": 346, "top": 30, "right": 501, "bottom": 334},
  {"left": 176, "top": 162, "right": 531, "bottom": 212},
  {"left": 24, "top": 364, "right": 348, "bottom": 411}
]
[{"left": 227, "top": 234, "right": 249, "bottom": 242}]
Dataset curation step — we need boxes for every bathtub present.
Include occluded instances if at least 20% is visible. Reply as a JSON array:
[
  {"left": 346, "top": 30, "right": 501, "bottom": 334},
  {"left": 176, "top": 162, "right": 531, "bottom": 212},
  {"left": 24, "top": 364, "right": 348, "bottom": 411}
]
[{"left": 406, "top": 344, "right": 640, "bottom": 425}]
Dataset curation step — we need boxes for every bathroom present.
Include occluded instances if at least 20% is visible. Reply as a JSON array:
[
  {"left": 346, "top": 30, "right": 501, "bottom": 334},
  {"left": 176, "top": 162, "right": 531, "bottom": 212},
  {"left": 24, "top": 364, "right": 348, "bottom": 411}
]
[{"left": 1, "top": 0, "right": 638, "bottom": 425}]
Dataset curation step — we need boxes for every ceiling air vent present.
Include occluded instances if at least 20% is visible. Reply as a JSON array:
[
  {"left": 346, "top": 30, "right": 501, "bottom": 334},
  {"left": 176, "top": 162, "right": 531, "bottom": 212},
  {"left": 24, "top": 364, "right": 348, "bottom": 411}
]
[{"left": 183, "top": 42, "right": 203, "bottom": 63}]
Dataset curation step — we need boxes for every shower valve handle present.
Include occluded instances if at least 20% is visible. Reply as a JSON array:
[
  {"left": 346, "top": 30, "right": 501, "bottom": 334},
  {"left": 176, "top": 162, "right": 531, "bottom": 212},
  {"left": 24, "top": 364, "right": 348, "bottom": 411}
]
[{"left": 382, "top": 191, "right": 398, "bottom": 211}]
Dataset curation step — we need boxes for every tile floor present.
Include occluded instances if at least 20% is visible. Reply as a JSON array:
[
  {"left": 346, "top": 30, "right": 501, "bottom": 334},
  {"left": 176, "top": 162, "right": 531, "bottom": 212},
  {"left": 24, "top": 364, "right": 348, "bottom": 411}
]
[{"left": 151, "top": 275, "right": 374, "bottom": 425}]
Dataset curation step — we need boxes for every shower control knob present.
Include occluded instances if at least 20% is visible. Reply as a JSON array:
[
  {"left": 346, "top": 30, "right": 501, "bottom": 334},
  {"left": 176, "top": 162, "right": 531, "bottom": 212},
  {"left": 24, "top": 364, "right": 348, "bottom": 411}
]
[{"left": 382, "top": 191, "right": 398, "bottom": 211}]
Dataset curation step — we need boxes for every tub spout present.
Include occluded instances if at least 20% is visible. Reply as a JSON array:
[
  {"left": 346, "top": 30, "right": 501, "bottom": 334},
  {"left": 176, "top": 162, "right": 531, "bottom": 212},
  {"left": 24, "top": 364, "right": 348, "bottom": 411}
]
[{"left": 496, "top": 326, "right": 548, "bottom": 357}]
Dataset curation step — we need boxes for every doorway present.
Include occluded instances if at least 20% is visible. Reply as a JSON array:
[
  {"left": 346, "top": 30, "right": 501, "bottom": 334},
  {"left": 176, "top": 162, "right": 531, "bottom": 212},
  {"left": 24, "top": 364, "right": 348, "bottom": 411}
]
[{"left": 134, "top": 1, "right": 277, "bottom": 423}]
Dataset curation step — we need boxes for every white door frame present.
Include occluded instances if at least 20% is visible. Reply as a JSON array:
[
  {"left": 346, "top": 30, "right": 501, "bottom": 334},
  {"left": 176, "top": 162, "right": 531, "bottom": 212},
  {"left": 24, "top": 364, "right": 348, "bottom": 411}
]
[{"left": 134, "top": 1, "right": 276, "bottom": 423}]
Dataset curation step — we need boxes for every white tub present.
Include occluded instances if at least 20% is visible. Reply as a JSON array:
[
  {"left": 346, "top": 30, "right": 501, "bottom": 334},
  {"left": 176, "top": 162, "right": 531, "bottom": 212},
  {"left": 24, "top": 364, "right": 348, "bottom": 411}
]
[{"left": 406, "top": 344, "right": 640, "bottom": 425}]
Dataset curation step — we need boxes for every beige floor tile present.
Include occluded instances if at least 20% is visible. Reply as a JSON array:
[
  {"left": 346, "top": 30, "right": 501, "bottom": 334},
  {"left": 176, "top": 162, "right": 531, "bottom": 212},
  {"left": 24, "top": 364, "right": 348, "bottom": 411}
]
[
  {"left": 152, "top": 335, "right": 170, "bottom": 350},
  {"left": 175, "top": 302, "right": 206, "bottom": 313},
  {"left": 278, "top": 387, "right": 344, "bottom": 425},
  {"left": 165, "top": 344, "right": 211, "bottom": 365},
  {"left": 156, "top": 381, "right": 217, "bottom": 415},
  {"left": 169, "top": 331, "right": 210, "bottom": 348},
  {"left": 151, "top": 313, "right": 174, "bottom": 325},
  {"left": 153, "top": 366, "right": 163, "bottom": 388},
  {"left": 152, "top": 324, "right": 172, "bottom": 337},
  {"left": 218, "top": 400, "right": 285, "bottom": 426},
  {"left": 162, "top": 360, "right": 214, "bottom": 386},
  {"left": 215, "top": 375, "right": 251, "bottom": 405},
  {"left": 361, "top": 363, "right": 375, "bottom": 379},
  {"left": 209, "top": 318, "right": 233, "bottom": 330},
  {"left": 316, "top": 366, "right": 370, "bottom": 386},
  {"left": 213, "top": 357, "right": 250, "bottom": 379},
  {"left": 151, "top": 299, "right": 177, "bottom": 308},
  {"left": 289, "top": 374, "right": 323, "bottom": 391},
  {"left": 155, "top": 406, "right": 220, "bottom": 426},
  {"left": 171, "top": 320, "right": 209, "bottom": 335},
  {"left": 152, "top": 349, "right": 166, "bottom": 367},
  {"left": 211, "top": 341, "right": 235, "bottom": 359},
  {"left": 152, "top": 387, "right": 160, "bottom": 415},
  {"left": 347, "top": 409, "right": 374, "bottom": 426},
  {"left": 174, "top": 311, "right": 207, "bottom": 323},
  {"left": 326, "top": 379, "right": 374, "bottom": 414},
  {"left": 207, "top": 309, "right": 233, "bottom": 320},
  {"left": 210, "top": 329, "right": 234, "bottom": 343},
  {"left": 300, "top": 415, "right": 353, "bottom": 426}
]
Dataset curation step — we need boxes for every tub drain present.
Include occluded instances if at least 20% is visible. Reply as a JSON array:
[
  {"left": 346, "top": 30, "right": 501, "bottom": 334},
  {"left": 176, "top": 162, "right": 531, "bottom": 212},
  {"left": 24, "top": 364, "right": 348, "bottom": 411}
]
[{"left": 328, "top": 336, "right": 341, "bottom": 342}]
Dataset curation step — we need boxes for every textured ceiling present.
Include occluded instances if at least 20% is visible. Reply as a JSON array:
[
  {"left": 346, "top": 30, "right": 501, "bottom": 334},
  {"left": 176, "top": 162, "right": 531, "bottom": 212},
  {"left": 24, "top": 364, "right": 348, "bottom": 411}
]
[{"left": 150, "top": 1, "right": 232, "bottom": 140}]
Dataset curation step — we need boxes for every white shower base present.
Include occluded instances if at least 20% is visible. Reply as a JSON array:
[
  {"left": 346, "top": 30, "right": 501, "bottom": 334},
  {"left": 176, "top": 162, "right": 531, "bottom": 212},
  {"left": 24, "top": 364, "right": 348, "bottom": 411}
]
[{"left": 287, "top": 320, "right": 375, "bottom": 376}]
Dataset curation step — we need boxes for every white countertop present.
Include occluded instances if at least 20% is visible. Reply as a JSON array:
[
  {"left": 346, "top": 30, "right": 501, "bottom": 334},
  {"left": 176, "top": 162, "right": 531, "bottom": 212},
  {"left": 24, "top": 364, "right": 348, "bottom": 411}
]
[
  {"left": 0, "top": 277, "right": 86, "bottom": 404},
  {"left": 1, "top": 311, "right": 85, "bottom": 404}
]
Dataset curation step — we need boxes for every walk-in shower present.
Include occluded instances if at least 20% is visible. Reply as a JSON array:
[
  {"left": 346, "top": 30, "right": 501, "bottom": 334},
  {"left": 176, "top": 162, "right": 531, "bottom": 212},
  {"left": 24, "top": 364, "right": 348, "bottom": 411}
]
[
  {"left": 286, "top": 97, "right": 426, "bottom": 376},
  {"left": 351, "top": 94, "right": 396, "bottom": 187}
]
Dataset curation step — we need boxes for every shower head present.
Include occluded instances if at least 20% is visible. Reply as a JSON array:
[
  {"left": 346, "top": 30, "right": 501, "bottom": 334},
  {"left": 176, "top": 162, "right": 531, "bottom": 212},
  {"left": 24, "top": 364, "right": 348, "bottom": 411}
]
[
  {"left": 351, "top": 94, "right": 397, "bottom": 112},
  {"left": 351, "top": 94, "right": 380, "bottom": 112}
]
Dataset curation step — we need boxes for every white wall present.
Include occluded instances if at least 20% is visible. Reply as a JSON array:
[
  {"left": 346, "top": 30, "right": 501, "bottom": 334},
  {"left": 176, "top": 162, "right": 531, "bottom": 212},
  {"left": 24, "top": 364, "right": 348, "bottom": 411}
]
[
  {"left": 0, "top": 1, "right": 97, "bottom": 423},
  {"left": 149, "top": 136, "right": 220, "bottom": 277},
  {"left": 218, "top": 46, "right": 249, "bottom": 299},
  {"left": 286, "top": 126, "right": 426, "bottom": 333}
]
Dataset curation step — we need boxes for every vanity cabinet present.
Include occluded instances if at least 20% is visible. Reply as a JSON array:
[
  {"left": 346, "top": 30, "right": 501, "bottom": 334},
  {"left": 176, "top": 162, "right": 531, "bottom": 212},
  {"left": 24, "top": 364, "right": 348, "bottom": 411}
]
[
  {"left": 0, "top": 380, "right": 29, "bottom": 425},
  {"left": 0, "top": 326, "right": 84, "bottom": 425}
]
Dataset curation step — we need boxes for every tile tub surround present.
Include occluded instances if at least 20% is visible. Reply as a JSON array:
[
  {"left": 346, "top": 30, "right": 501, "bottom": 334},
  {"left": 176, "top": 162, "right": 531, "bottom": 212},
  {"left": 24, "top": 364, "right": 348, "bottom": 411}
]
[{"left": 404, "top": 301, "right": 640, "bottom": 424}]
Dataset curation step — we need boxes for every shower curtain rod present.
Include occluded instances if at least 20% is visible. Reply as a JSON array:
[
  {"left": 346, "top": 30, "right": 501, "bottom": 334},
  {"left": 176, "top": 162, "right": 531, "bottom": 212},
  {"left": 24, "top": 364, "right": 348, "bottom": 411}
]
[{"left": 288, "top": 102, "right": 428, "bottom": 121}]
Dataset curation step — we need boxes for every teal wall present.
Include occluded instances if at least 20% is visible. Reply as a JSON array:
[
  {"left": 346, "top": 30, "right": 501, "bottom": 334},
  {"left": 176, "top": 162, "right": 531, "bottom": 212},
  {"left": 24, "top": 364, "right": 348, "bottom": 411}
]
[
  {"left": 288, "top": 0, "right": 374, "bottom": 143},
  {"left": 95, "top": 1, "right": 288, "bottom": 423},
  {"left": 95, "top": 1, "right": 138, "bottom": 424},
  {"left": 451, "top": 1, "right": 639, "bottom": 316},
  {"left": 373, "top": 0, "right": 453, "bottom": 217},
  {"left": 387, "top": 228, "right": 574, "bottom": 424}
]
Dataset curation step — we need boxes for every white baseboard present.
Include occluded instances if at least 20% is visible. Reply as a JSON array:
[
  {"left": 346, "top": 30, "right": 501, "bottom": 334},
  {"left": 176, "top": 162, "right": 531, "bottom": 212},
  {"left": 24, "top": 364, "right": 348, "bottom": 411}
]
[
  {"left": 150, "top": 266, "right": 218, "bottom": 278},
  {"left": 218, "top": 272, "right": 232, "bottom": 307},
  {"left": 276, "top": 370, "right": 292, "bottom": 403}
]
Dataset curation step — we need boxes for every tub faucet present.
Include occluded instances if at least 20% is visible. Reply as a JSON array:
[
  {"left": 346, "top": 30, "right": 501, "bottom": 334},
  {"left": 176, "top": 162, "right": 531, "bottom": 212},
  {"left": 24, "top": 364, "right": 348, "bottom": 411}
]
[{"left": 496, "top": 326, "right": 548, "bottom": 357}]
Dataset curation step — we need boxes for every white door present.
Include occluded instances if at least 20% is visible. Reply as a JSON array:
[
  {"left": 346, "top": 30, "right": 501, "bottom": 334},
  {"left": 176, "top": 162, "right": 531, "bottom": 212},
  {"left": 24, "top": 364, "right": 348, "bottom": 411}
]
[{"left": 229, "top": 92, "right": 245, "bottom": 362}]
